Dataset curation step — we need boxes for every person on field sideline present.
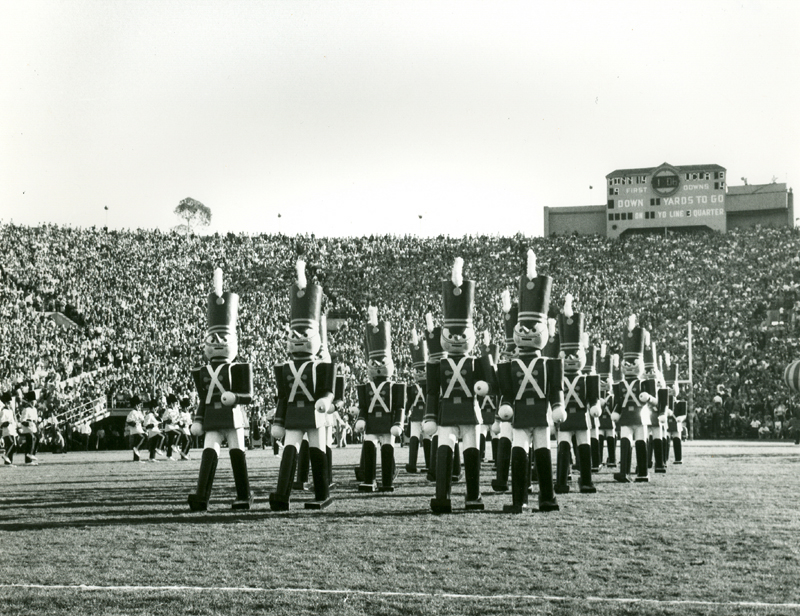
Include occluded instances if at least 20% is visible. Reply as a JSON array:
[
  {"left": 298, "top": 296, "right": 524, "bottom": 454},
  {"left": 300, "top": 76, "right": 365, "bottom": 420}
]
[
  {"left": 124, "top": 395, "right": 147, "bottom": 462},
  {"left": 18, "top": 400, "right": 40, "bottom": 466},
  {"left": 1, "top": 396, "right": 18, "bottom": 466}
]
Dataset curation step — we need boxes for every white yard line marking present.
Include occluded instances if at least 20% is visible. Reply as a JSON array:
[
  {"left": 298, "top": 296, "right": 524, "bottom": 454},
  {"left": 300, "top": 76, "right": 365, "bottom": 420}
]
[{"left": 0, "top": 583, "right": 799, "bottom": 609}]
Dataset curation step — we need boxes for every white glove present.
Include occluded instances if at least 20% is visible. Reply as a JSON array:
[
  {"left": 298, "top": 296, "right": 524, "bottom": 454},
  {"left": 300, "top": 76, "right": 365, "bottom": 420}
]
[
  {"left": 474, "top": 380, "right": 489, "bottom": 396},
  {"left": 422, "top": 419, "right": 438, "bottom": 437},
  {"left": 315, "top": 397, "right": 331, "bottom": 414},
  {"left": 589, "top": 403, "right": 602, "bottom": 418},
  {"left": 220, "top": 391, "right": 237, "bottom": 406},
  {"left": 190, "top": 421, "right": 204, "bottom": 436},
  {"left": 354, "top": 419, "right": 366, "bottom": 433},
  {"left": 611, "top": 412, "right": 621, "bottom": 423},
  {"left": 490, "top": 419, "right": 501, "bottom": 435},
  {"left": 497, "top": 404, "right": 514, "bottom": 421},
  {"left": 271, "top": 425, "right": 285, "bottom": 440},
  {"left": 551, "top": 404, "right": 567, "bottom": 424},
  {"left": 639, "top": 392, "right": 657, "bottom": 405},
  {"left": 658, "top": 414, "right": 668, "bottom": 425},
  {"left": 390, "top": 425, "right": 402, "bottom": 438}
]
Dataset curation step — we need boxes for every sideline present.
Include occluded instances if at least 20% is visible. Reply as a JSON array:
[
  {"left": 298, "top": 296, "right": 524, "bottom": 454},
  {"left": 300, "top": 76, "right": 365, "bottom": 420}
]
[{"left": 1, "top": 583, "right": 799, "bottom": 609}]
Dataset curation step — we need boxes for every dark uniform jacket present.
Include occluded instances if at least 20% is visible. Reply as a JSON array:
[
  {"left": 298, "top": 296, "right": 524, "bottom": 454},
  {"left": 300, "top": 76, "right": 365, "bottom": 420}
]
[
  {"left": 560, "top": 371, "right": 600, "bottom": 431},
  {"left": 356, "top": 379, "right": 406, "bottom": 435},
  {"left": 426, "top": 355, "right": 493, "bottom": 427},
  {"left": 192, "top": 360, "right": 253, "bottom": 431},
  {"left": 273, "top": 359, "right": 335, "bottom": 431},
  {"left": 497, "top": 354, "right": 564, "bottom": 429},
  {"left": 613, "top": 377, "right": 656, "bottom": 427}
]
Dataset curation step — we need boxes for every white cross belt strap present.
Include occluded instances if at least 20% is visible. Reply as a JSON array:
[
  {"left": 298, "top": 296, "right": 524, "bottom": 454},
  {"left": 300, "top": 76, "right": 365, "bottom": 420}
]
[
  {"left": 368, "top": 381, "right": 391, "bottom": 415},
  {"left": 514, "top": 358, "right": 546, "bottom": 400},
  {"left": 443, "top": 357, "right": 473, "bottom": 399},
  {"left": 288, "top": 361, "right": 316, "bottom": 402},
  {"left": 411, "top": 383, "right": 425, "bottom": 408},
  {"left": 564, "top": 375, "right": 585, "bottom": 408},
  {"left": 206, "top": 364, "right": 228, "bottom": 405},
  {"left": 621, "top": 380, "right": 638, "bottom": 408}
]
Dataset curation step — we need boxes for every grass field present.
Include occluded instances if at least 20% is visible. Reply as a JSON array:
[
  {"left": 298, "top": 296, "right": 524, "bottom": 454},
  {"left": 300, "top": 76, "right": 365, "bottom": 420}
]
[{"left": 1, "top": 440, "right": 799, "bottom": 615}]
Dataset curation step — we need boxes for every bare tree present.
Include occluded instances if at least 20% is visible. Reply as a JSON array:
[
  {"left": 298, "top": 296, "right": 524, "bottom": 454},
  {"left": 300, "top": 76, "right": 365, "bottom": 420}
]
[{"left": 174, "top": 197, "right": 211, "bottom": 235}]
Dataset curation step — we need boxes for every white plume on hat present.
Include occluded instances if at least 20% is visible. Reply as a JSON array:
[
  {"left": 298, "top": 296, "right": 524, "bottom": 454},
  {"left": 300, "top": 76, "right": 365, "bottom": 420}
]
[
  {"left": 411, "top": 329, "right": 419, "bottom": 345},
  {"left": 563, "top": 293, "right": 574, "bottom": 318},
  {"left": 527, "top": 249, "right": 537, "bottom": 279},
  {"left": 501, "top": 289, "right": 511, "bottom": 313},
  {"left": 295, "top": 259, "right": 307, "bottom": 290},
  {"left": 483, "top": 331, "right": 491, "bottom": 346},
  {"left": 213, "top": 268, "right": 223, "bottom": 296},
  {"left": 547, "top": 318, "right": 557, "bottom": 337},
  {"left": 425, "top": 312, "right": 434, "bottom": 333},
  {"left": 367, "top": 306, "right": 379, "bottom": 327},
  {"left": 600, "top": 341, "right": 608, "bottom": 357},
  {"left": 627, "top": 314, "right": 637, "bottom": 332},
  {"left": 451, "top": 257, "right": 464, "bottom": 287}
]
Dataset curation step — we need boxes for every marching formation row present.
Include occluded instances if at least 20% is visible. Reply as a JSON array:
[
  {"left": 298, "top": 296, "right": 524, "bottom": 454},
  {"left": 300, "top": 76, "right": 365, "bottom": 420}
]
[{"left": 185, "top": 250, "right": 687, "bottom": 513}]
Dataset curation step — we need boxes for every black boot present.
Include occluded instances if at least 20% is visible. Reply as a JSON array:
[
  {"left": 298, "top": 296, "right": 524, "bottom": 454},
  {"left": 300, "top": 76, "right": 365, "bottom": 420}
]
[
  {"left": 590, "top": 437, "right": 601, "bottom": 473},
  {"left": 503, "top": 447, "right": 530, "bottom": 514},
  {"left": 673, "top": 437, "right": 683, "bottom": 464},
  {"left": 306, "top": 447, "right": 332, "bottom": 509},
  {"left": 430, "top": 446, "right": 453, "bottom": 514},
  {"left": 293, "top": 440, "right": 310, "bottom": 490},
  {"left": 188, "top": 448, "right": 219, "bottom": 511},
  {"left": 463, "top": 448, "right": 483, "bottom": 510},
  {"left": 606, "top": 435, "right": 617, "bottom": 468},
  {"left": 422, "top": 437, "right": 431, "bottom": 472},
  {"left": 269, "top": 444, "right": 298, "bottom": 511},
  {"left": 452, "top": 443, "right": 462, "bottom": 482},
  {"left": 426, "top": 435, "right": 438, "bottom": 482},
  {"left": 380, "top": 444, "right": 396, "bottom": 492},
  {"left": 663, "top": 436, "right": 670, "bottom": 464},
  {"left": 358, "top": 441, "right": 378, "bottom": 492},
  {"left": 554, "top": 441, "right": 571, "bottom": 494},
  {"left": 635, "top": 440, "right": 650, "bottom": 482},
  {"left": 355, "top": 440, "right": 366, "bottom": 482},
  {"left": 479, "top": 433, "right": 486, "bottom": 462},
  {"left": 654, "top": 438, "right": 666, "bottom": 473},
  {"left": 230, "top": 449, "right": 253, "bottom": 510},
  {"left": 405, "top": 436, "right": 419, "bottom": 473},
  {"left": 613, "top": 438, "right": 632, "bottom": 483},
  {"left": 534, "top": 448, "right": 559, "bottom": 512},
  {"left": 491, "top": 437, "right": 499, "bottom": 467},
  {"left": 647, "top": 435, "right": 654, "bottom": 469},
  {"left": 578, "top": 443, "right": 596, "bottom": 493},
  {"left": 491, "top": 436, "right": 511, "bottom": 492}
]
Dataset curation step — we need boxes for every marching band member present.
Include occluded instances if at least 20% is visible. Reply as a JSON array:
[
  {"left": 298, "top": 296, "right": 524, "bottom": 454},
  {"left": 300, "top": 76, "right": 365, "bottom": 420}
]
[
  {"left": 354, "top": 307, "right": 406, "bottom": 492},
  {"left": 162, "top": 393, "right": 183, "bottom": 461},
  {"left": 425, "top": 258, "right": 491, "bottom": 513},
  {"left": 1, "top": 395, "right": 18, "bottom": 466},
  {"left": 125, "top": 395, "right": 147, "bottom": 462},
  {"left": 611, "top": 316, "right": 656, "bottom": 483},
  {"left": 584, "top": 341, "right": 602, "bottom": 473},
  {"left": 144, "top": 400, "right": 165, "bottom": 462},
  {"left": 424, "top": 313, "right": 447, "bottom": 484},
  {"left": 178, "top": 397, "right": 193, "bottom": 460},
  {"left": 478, "top": 331, "right": 500, "bottom": 465},
  {"left": 642, "top": 334, "right": 667, "bottom": 474},
  {"left": 405, "top": 329, "right": 428, "bottom": 473},
  {"left": 553, "top": 296, "right": 600, "bottom": 494},
  {"left": 188, "top": 267, "right": 254, "bottom": 511},
  {"left": 18, "top": 399, "right": 40, "bottom": 466},
  {"left": 596, "top": 346, "right": 617, "bottom": 469},
  {"left": 491, "top": 291, "right": 517, "bottom": 493},
  {"left": 270, "top": 260, "right": 334, "bottom": 511},
  {"left": 496, "top": 250, "right": 564, "bottom": 513},
  {"left": 662, "top": 352, "right": 685, "bottom": 465}
]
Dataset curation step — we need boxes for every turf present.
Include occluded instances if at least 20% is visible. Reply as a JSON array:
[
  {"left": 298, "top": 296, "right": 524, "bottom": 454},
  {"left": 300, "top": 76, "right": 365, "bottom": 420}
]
[{"left": 1, "top": 440, "right": 798, "bottom": 615}]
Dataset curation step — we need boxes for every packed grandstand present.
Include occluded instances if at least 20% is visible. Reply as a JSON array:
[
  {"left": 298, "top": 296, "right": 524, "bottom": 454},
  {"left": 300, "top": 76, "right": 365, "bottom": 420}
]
[{"left": 1, "top": 222, "right": 799, "bottom": 443}]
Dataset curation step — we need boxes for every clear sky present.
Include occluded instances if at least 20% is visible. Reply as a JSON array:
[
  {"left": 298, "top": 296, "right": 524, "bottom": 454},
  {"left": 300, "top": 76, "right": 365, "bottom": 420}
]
[{"left": 1, "top": 0, "right": 798, "bottom": 238}]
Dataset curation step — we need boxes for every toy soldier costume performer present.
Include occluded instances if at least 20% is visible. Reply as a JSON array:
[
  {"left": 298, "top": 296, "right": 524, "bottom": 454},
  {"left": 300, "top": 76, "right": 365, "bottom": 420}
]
[
  {"left": 596, "top": 346, "right": 617, "bottom": 468},
  {"left": 643, "top": 336, "right": 667, "bottom": 474},
  {"left": 662, "top": 352, "right": 684, "bottom": 465},
  {"left": 496, "top": 250, "right": 564, "bottom": 513},
  {"left": 354, "top": 307, "right": 406, "bottom": 492},
  {"left": 188, "top": 268, "right": 254, "bottom": 511},
  {"left": 611, "top": 316, "right": 656, "bottom": 483},
  {"left": 1, "top": 394, "right": 18, "bottom": 466},
  {"left": 491, "top": 291, "right": 517, "bottom": 493},
  {"left": 425, "top": 258, "right": 491, "bottom": 514},
  {"left": 405, "top": 329, "right": 428, "bottom": 473},
  {"left": 270, "top": 260, "right": 335, "bottom": 511},
  {"left": 553, "top": 295, "right": 600, "bottom": 494},
  {"left": 584, "top": 342, "right": 603, "bottom": 472}
]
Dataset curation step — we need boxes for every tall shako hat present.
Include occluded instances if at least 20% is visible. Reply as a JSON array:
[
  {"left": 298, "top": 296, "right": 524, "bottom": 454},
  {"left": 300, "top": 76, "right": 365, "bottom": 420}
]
[
  {"left": 318, "top": 313, "right": 331, "bottom": 362},
  {"left": 409, "top": 329, "right": 428, "bottom": 369},
  {"left": 611, "top": 353, "right": 622, "bottom": 382},
  {"left": 661, "top": 351, "right": 678, "bottom": 385},
  {"left": 207, "top": 268, "right": 239, "bottom": 337},
  {"left": 596, "top": 342, "right": 612, "bottom": 377},
  {"left": 622, "top": 315, "right": 644, "bottom": 361},
  {"left": 541, "top": 318, "right": 560, "bottom": 358},
  {"left": 442, "top": 258, "right": 474, "bottom": 332},
  {"left": 557, "top": 294, "right": 583, "bottom": 354},
  {"left": 290, "top": 259, "right": 322, "bottom": 332},
  {"left": 642, "top": 331, "right": 656, "bottom": 371},
  {"left": 425, "top": 313, "right": 446, "bottom": 361},
  {"left": 365, "top": 306, "right": 391, "bottom": 362},
  {"left": 479, "top": 331, "right": 500, "bottom": 364},
  {"left": 518, "top": 249, "right": 551, "bottom": 330},
  {"left": 584, "top": 335, "right": 597, "bottom": 374},
  {"left": 501, "top": 289, "right": 518, "bottom": 354}
]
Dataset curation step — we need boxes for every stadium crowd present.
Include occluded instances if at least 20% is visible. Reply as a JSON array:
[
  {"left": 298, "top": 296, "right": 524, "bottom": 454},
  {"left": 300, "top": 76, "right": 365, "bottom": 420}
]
[{"left": 2, "top": 221, "right": 800, "bottom": 452}]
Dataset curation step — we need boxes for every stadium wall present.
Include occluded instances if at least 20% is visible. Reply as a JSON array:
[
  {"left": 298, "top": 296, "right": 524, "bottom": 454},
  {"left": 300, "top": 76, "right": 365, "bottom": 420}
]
[{"left": 543, "top": 205, "right": 606, "bottom": 236}]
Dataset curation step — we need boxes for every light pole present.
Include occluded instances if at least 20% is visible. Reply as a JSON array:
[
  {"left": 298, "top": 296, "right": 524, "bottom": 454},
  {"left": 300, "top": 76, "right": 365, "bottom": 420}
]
[{"left": 104, "top": 206, "right": 109, "bottom": 229}]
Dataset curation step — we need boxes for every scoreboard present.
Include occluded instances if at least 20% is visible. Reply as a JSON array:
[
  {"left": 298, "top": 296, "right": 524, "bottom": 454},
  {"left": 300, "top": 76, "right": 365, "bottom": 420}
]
[{"left": 606, "top": 163, "right": 727, "bottom": 239}]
